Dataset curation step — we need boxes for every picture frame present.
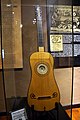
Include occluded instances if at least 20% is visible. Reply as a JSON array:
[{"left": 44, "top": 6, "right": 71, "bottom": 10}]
[{"left": 47, "top": 1, "right": 80, "bottom": 68}]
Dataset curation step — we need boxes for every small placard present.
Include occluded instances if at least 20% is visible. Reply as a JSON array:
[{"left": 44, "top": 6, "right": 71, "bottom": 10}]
[
  {"left": 11, "top": 108, "right": 28, "bottom": 120},
  {"left": 50, "top": 35, "right": 63, "bottom": 52}
]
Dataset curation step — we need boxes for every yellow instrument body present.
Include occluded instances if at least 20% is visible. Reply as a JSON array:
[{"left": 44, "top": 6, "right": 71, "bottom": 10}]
[{"left": 27, "top": 51, "right": 60, "bottom": 111}]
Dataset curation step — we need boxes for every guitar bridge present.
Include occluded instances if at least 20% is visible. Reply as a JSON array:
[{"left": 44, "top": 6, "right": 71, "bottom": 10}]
[
  {"left": 38, "top": 96, "right": 51, "bottom": 100},
  {"left": 30, "top": 92, "right": 58, "bottom": 100}
]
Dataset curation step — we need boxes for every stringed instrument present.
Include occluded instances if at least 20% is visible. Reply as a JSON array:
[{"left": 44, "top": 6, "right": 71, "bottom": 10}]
[{"left": 27, "top": 5, "right": 60, "bottom": 111}]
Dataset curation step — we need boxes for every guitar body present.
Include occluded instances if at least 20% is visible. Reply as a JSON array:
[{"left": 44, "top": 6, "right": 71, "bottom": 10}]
[{"left": 27, "top": 51, "right": 60, "bottom": 111}]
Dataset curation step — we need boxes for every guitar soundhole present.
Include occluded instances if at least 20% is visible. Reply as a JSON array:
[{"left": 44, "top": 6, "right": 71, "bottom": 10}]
[{"left": 36, "top": 63, "right": 48, "bottom": 75}]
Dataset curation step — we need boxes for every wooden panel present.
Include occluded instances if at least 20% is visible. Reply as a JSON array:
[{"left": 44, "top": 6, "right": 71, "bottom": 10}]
[
  {"left": 0, "top": 0, "right": 23, "bottom": 69},
  {"left": 0, "top": 116, "right": 10, "bottom": 120},
  {"left": 66, "top": 108, "right": 80, "bottom": 120}
]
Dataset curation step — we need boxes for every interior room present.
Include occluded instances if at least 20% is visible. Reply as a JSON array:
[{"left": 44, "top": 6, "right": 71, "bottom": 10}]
[{"left": 0, "top": 0, "right": 80, "bottom": 120}]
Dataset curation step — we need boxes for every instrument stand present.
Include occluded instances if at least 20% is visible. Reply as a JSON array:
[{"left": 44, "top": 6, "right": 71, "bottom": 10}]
[{"left": 31, "top": 103, "right": 71, "bottom": 120}]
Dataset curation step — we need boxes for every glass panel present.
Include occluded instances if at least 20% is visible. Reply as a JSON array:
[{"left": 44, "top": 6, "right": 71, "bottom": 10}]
[
  {"left": 0, "top": 0, "right": 16, "bottom": 114},
  {"left": 0, "top": 0, "right": 23, "bottom": 115},
  {"left": 47, "top": 0, "right": 73, "bottom": 119},
  {"left": 1, "top": 0, "right": 80, "bottom": 120},
  {"left": 0, "top": 0, "right": 22, "bottom": 113}
]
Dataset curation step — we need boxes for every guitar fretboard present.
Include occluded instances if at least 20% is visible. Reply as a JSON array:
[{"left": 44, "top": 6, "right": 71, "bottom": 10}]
[{"left": 35, "top": 5, "right": 44, "bottom": 47}]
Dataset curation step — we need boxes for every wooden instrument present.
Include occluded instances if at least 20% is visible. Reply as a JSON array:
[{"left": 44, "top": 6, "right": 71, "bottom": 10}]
[{"left": 27, "top": 5, "right": 60, "bottom": 111}]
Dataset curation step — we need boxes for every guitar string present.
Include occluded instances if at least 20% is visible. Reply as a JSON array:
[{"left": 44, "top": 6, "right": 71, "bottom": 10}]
[{"left": 36, "top": 4, "right": 59, "bottom": 110}]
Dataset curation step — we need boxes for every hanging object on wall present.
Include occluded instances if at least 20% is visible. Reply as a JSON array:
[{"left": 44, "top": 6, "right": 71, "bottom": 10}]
[
  {"left": 50, "top": 35, "right": 63, "bottom": 52},
  {"left": 0, "top": 0, "right": 23, "bottom": 69}
]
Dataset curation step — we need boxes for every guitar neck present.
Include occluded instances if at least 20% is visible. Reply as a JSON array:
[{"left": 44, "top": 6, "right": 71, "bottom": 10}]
[
  {"left": 39, "top": 46, "right": 45, "bottom": 52},
  {"left": 37, "top": 22, "right": 43, "bottom": 47},
  {"left": 35, "top": 5, "right": 44, "bottom": 50}
]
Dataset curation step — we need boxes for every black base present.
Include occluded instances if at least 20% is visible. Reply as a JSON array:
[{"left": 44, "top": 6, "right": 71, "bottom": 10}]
[
  {"left": 57, "top": 103, "right": 71, "bottom": 120},
  {"left": 2, "top": 97, "right": 71, "bottom": 120},
  {"left": 28, "top": 103, "right": 71, "bottom": 120}
]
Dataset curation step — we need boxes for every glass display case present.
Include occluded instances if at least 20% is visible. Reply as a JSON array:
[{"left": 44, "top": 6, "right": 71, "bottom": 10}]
[{"left": 0, "top": 0, "right": 80, "bottom": 120}]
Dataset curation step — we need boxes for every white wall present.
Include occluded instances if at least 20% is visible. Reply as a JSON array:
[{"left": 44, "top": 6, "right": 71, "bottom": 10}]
[{"left": 54, "top": 67, "right": 80, "bottom": 106}]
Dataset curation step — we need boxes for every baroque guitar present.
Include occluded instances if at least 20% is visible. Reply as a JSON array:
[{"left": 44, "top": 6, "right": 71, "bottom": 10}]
[{"left": 27, "top": 5, "right": 60, "bottom": 111}]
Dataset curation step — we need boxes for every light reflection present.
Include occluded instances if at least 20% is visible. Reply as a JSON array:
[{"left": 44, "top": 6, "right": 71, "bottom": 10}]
[
  {"left": 33, "top": 18, "right": 36, "bottom": 24},
  {"left": 6, "top": 4, "right": 12, "bottom": 7}
]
